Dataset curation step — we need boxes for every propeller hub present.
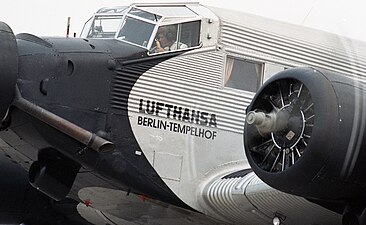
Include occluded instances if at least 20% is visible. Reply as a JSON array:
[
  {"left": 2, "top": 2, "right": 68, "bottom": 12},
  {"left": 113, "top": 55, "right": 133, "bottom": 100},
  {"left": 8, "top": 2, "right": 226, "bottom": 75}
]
[
  {"left": 271, "top": 105, "right": 305, "bottom": 149},
  {"left": 245, "top": 78, "right": 314, "bottom": 172}
]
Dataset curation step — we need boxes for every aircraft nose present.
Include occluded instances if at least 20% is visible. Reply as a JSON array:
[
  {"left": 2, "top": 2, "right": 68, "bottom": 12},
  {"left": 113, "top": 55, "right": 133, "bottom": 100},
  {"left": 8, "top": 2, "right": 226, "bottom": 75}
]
[{"left": 0, "top": 22, "right": 18, "bottom": 120}]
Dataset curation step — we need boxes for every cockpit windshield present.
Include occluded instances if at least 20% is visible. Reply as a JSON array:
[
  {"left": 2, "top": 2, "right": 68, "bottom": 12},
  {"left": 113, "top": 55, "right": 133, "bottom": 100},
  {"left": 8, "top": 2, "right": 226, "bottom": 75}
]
[
  {"left": 137, "top": 6, "right": 197, "bottom": 17},
  {"left": 87, "top": 16, "right": 123, "bottom": 38},
  {"left": 116, "top": 6, "right": 201, "bottom": 50},
  {"left": 116, "top": 8, "right": 159, "bottom": 47},
  {"left": 80, "top": 6, "right": 127, "bottom": 38},
  {"left": 81, "top": 4, "right": 203, "bottom": 52},
  {"left": 128, "top": 7, "right": 162, "bottom": 22}
]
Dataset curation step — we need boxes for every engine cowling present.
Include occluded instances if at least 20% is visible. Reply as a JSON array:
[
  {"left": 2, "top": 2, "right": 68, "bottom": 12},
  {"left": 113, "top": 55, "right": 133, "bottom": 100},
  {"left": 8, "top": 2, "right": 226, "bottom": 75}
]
[
  {"left": 0, "top": 22, "right": 18, "bottom": 121},
  {"left": 244, "top": 67, "right": 366, "bottom": 200}
]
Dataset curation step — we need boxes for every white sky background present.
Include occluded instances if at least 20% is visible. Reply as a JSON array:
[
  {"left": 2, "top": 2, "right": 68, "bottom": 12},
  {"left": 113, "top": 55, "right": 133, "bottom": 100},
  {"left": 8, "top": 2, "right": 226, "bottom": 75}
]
[{"left": 0, "top": 0, "right": 365, "bottom": 42}]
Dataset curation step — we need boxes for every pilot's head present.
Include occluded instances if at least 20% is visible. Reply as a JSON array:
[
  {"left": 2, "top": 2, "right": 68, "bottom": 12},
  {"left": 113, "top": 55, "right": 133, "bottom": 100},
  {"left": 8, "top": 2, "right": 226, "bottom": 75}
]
[{"left": 157, "top": 26, "right": 177, "bottom": 48}]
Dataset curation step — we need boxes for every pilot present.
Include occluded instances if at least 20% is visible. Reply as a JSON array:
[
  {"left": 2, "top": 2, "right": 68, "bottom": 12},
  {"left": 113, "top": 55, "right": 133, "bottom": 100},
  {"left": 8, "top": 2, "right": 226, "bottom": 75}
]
[{"left": 154, "top": 25, "right": 188, "bottom": 53}]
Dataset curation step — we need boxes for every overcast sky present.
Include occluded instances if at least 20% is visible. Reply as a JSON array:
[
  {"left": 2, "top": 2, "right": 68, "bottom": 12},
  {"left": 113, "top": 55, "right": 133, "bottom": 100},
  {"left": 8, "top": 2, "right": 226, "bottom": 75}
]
[{"left": 0, "top": 0, "right": 365, "bottom": 42}]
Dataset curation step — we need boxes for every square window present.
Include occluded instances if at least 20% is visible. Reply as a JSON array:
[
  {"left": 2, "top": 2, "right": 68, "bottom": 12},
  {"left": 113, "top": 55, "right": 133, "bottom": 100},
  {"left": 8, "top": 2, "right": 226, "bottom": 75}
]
[{"left": 224, "top": 57, "right": 263, "bottom": 92}]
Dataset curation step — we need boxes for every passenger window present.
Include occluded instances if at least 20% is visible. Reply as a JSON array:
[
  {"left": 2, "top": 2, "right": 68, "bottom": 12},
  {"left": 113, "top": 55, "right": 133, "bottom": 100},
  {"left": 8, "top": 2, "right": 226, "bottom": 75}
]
[
  {"left": 224, "top": 57, "right": 263, "bottom": 92},
  {"left": 263, "top": 63, "right": 286, "bottom": 82},
  {"left": 150, "top": 21, "right": 200, "bottom": 53}
]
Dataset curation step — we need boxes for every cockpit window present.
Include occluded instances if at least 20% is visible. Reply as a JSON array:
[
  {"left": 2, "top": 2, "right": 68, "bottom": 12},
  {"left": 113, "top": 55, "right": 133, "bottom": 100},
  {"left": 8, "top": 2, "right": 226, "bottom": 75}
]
[
  {"left": 128, "top": 8, "right": 162, "bottom": 22},
  {"left": 97, "top": 6, "right": 127, "bottom": 14},
  {"left": 80, "top": 6, "right": 128, "bottom": 39},
  {"left": 150, "top": 21, "right": 200, "bottom": 54},
  {"left": 139, "top": 6, "right": 197, "bottom": 17},
  {"left": 87, "top": 16, "right": 123, "bottom": 38},
  {"left": 82, "top": 5, "right": 202, "bottom": 51},
  {"left": 80, "top": 17, "right": 93, "bottom": 38},
  {"left": 117, "top": 17, "right": 155, "bottom": 47}
]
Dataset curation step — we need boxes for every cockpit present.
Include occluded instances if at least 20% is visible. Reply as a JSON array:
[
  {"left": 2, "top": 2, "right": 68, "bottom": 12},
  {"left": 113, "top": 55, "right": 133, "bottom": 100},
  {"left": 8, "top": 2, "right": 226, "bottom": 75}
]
[
  {"left": 80, "top": 6, "right": 128, "bottom": 39},
  {"left": 80, "top": 3, "right": 219, "bottom": 54}
]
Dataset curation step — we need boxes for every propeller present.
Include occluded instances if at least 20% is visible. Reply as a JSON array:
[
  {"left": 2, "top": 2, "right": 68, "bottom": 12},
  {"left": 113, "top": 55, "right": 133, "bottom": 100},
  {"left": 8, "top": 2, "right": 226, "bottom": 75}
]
[{"left": 245, "top": 78, "right": 314, "bottom": 173}]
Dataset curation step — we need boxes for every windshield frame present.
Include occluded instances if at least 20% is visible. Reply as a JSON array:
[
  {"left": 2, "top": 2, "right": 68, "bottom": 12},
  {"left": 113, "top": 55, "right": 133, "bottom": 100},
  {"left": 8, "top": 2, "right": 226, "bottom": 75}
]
[
  {"left": 115, "top": 7, "right": 162, "bottom": 49},
  {"left": 115, "top": 5, "right": 202, "bottom": 51},
  {"left": 80, "top": 6, "right": 128, "bottom": 39}
]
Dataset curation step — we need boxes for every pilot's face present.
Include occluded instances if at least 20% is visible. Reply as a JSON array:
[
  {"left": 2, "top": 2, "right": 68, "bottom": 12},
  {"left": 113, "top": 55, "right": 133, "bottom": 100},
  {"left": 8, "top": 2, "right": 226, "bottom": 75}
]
[{"left": 158, "top": 33, "right": 170, "bottom": 48}]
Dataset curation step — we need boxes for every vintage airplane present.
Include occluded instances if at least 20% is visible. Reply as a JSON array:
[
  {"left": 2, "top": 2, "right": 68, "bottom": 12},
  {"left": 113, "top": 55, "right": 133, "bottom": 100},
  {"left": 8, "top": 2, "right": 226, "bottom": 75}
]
[{"left": 0, "top": 2, "right": 365, "bottom": 225}]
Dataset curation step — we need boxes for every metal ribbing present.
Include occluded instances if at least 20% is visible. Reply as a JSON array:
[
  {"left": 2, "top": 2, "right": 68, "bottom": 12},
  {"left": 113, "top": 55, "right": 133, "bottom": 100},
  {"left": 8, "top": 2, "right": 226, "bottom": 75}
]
[
  {"left": 111, "top": 62, "right": 157, "bottom": 110},
  {"left": 206, "top": 178, "right": 247, "bottom": 223},
  {"left": 246, "top": 176, "right": 322, "bottom": 219},
  {"left": 221, "top": 20, "right": 366, "bottom": 81},
  {"left": 122, "top": 51, "right": 254, "bottom": 133}
]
